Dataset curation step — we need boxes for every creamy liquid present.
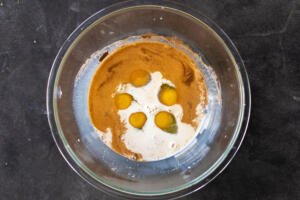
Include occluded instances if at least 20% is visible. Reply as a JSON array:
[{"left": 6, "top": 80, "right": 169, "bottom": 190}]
[
  {"left": 88, "top": 36, "right": 208, "bottom": 161},
  {"left": 96, "top": 72, "right": 201, "bottom": 161}
]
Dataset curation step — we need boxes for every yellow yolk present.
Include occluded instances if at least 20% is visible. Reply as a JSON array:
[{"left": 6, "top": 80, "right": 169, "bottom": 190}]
[
  {"left": 155, "top": 111, "right": 177, "bottom": 133},
  {"left": 129, "top": 112, "right": 147, "bottom": 129},
  {"left": 114, "top": 93, "right": 133, "bottom": 110},
  {"left": 130, "top": 69, "right": 151, "bottom": 87},
  {"left": 158, "top": 84, "right": 178, "bottom": 106}
]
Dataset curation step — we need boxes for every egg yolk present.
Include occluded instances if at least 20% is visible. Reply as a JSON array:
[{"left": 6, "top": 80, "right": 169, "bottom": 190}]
[
  {"left": 158, "top": 84, "right": 178, "bottom": 106},
  {"left": 130, "top": 69, "right": 151, "bottom": 87},
  {"left": 129, "top": 112, "right": 147, "bottom": 129},
  {"left": 155, "top": 111, "right": 177, "bottom": 133},
  {"left": 114, "top": 93, "right": 133, "bottom": 110}
]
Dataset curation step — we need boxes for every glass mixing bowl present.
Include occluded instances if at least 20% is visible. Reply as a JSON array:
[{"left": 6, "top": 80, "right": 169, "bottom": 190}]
[{"left": 47, "top": 1, "right": 251, "bottom": 199}]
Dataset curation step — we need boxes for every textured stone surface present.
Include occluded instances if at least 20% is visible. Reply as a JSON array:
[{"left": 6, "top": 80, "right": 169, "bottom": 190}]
[{"left": 0, "top": 0, "right": 299, "bottom": 199}]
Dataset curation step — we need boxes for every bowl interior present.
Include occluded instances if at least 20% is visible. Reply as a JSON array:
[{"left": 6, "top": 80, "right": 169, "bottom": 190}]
[{"left": 48, "top": 4, "right": 248, "bottom": 198}]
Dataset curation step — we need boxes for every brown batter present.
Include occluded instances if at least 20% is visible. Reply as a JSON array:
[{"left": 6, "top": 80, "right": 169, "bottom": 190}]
[{"left": 88, "top": 38, "right": 207, "bottom": 160}]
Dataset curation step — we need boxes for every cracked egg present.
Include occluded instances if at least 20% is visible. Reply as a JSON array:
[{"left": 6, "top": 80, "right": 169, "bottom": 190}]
[{"left": 88, "top": 38, "right": 208, "bottom": 161}]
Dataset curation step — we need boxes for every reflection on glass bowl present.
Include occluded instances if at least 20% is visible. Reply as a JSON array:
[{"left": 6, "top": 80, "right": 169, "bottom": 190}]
[{"left": 47, "top": 1, "right": 250, "bottom": 199}]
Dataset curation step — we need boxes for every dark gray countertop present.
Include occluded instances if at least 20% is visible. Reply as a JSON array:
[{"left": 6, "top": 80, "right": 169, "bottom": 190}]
[{"left": 0, "top": 0, "right": 299, "bottom": 199}]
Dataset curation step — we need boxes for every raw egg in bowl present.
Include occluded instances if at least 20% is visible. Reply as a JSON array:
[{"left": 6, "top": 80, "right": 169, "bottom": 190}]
[{"left": 47, "top": 1, "right": 250, "bottom": 199}]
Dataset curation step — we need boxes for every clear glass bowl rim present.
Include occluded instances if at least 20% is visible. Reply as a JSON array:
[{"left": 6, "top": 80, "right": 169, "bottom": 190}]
[{"left": 46, "top": 0, "right": 251, "bottom": 199}]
